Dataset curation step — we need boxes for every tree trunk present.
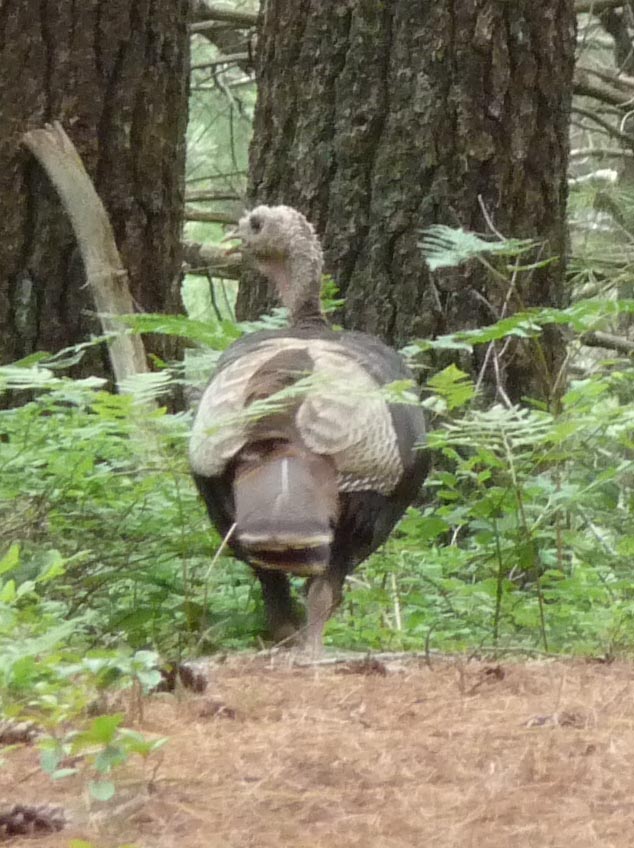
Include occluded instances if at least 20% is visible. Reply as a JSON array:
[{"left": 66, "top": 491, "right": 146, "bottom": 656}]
[
  {"left": 238, "top": 0, "right": 576, "bottom": 403},
  {"left": 0, "top": 0, "right": 189, "bottom": 377}
]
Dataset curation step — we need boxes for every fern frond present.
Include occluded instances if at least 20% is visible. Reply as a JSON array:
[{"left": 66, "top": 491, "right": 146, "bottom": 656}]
[
  {"left": 118, "top": 370, "right": 175, "bottom": 404},
  {"left": 419, "top": 225, "right": 535, "bottom": 271},
  {"left": 119, "top": 313, "right": 241, "bottom": 349},
  {"left": 430, "top": 405, "right": 553, "bottom": 454}
]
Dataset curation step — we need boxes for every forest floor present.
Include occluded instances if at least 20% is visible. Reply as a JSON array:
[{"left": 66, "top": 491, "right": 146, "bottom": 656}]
[{"left": 2, "top": 652, "right": 634, "bottom": 848}]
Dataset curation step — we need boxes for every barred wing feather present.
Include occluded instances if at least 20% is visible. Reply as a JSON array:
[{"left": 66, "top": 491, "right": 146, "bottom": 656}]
[
  {"left": 190, "top": 336, "right": 405, "bottom": 494},
  {"left": 296, "top": 344, "right": 403, "bottom": 494}
]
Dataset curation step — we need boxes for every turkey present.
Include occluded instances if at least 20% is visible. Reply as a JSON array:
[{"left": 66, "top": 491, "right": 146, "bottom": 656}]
[{"left": 189, "top": 205, "right": 430, "bottom": 652}]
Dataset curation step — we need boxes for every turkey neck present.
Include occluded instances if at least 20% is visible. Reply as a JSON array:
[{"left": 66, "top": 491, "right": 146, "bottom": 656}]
[{"left": 259, "top": 250, "right": 326, "bottom": 328}]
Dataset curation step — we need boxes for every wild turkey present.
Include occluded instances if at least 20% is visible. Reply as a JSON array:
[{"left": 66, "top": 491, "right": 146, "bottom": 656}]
[{"left": 190, "top": 205, "right": 429, "bottom": 652}]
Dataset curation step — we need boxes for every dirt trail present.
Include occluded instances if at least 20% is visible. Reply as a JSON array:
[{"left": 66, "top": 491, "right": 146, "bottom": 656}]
[{"left": 2, "top": 654, "right": 633, "bottom": 847}]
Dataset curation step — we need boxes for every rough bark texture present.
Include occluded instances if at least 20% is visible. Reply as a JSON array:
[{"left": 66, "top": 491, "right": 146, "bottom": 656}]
[
  {"left": 238, "top": 0, "right": 576, "bottom": 402},
  {"left": 0, "top": 0, "right": 189, "bottom": 376}
]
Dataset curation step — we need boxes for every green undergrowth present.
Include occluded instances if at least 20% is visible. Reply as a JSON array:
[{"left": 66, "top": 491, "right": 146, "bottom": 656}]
[
  {"left": 1, "top": 232, "right": 634, "bottom": 786},
  {"left": 1, "top": 295, "right": 633, "bottom": 671},
  {"left": 331, "top": 372, "right": 634, "bottom": 657}
]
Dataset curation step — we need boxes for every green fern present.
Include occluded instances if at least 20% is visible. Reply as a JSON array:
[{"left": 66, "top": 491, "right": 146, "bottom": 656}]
[
  {"left": 404, "top": 298, "right": 634, "bottom": 356},
  {"left": 419, "top": 225, "right": 535, "bottom": 271},
  {"left": 119, "top": 313, "right": 241, "bottom": 349}
]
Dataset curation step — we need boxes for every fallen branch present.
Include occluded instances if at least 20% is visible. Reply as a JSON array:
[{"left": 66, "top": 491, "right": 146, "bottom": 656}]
[
  {"left": 182, "top": 240, "right": 242, "bottom": 279},
  {"left": 581, "top": 331, "right": 634, "bottom": 354},
  {"left": 22, "top": 122, "right": 148, "bottom": 386}
]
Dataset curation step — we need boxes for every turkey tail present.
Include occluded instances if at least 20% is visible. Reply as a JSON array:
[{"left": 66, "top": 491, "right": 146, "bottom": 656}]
[{"left": 233, "top": 445, "right": 338, "bottom": 576}]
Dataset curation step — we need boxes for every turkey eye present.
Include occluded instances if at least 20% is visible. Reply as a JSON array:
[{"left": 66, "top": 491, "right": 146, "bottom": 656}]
[{"left": 250, "top": 214, "right": 262, "bottom": 233}]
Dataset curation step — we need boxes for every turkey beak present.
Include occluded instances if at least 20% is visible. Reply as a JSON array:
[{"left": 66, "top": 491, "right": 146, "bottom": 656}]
[{"left": 221, "top": 228, "right": 242, "bottom": 255}]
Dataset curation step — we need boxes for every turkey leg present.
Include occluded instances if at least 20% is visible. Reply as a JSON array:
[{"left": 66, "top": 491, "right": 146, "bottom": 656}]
[
  {"left": 254, "top": 568, "right": 301, "bottom": 645},
  {"left": 306, "top": 571, "right": 345, "bottom": 656}
]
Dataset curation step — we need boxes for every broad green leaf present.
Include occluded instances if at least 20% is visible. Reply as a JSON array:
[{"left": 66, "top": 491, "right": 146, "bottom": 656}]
[
  {"left": 72, "top": 715, "right": 124, "bottom": 748},
  {"left": 89, "top": 780, "right": 116, "bottom": 802},
  {"left": 0, "top": 544, "right": 19, "bottom": 576},
  {"left": 51, "top": 767, "right": 79, "bottom": 779},
  {"left": 0, "top": 579, "right": 16, "bottom": 603},
  {"left": 427, "top": 364, "right": 475, "bottom": 410}
]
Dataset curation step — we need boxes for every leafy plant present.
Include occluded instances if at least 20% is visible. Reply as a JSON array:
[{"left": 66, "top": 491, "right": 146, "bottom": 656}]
[
  {"left": 40, "top": 713, "right": 167, "bottom": 802},
  {"left": 419, "top": 225, "right": 536, "bottom": 271}
]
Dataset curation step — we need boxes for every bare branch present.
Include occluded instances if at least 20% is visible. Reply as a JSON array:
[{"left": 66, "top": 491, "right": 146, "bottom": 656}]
[
  {"left": 581, "top": 331, "right": 634, "bottom": 353},
  {"left": 185, "top": 190, "right": 242, "bottom": 202},
  {"left": 575, "top": 0, "right": 626, "bottom": 13},
  {"left": 228, "top": 77, "right": 255, "bottom": 90},
  {"left": 578, "top": 34, "right": 618, "bottom": 50},
  {"left": 574, "top": 74, "right": 634, "bottom": 107},
  {"left": 190, "top": 4, "right": 258, "bottom": 30},
  {"left": 597, "top": 4, "right": 634, "bottom": 74},
  {"left": 191, "top": 52, "right": 250, "bottom": 71},
  {"left": 190, "top": 2, "right": 255, "bottom": 74},
  {"left": 570, "top": 146, "right": 634, "bottom": 158},
  {"left": 22, "top": 122, "right": 148, "bottom": 386},
  {"left": 577, "top": 63, "right": 634, "bottom": 92},
  {"left": 573, "top": 104, "right": 634, "bottom": 146},
  {"left": 568, "top": 168, "right": 618, "bottom": 187},
  {"left": 187, "top": 169, "right": 246, "bottom": 184},
  {"left": 182, "top": 241, "right": 242, "bottom": 280},
  {"left": 185, "top": 206, "right": 239, "bottom": 224}
]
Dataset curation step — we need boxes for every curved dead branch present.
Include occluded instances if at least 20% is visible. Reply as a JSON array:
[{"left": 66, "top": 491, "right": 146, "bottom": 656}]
[{"left": 22, "top": 122, "right": 148, "bottom": 386}]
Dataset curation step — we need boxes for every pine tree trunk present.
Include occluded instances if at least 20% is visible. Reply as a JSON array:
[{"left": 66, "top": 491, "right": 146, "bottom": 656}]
[
  {"left": 239, "top": 0, "right": 576, "bottom": 402},
  {"left": 0, "top": 0, "right": 189, "bottom": 377}
]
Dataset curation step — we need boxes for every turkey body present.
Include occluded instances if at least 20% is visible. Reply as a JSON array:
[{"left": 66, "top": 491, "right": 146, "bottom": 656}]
[
  {"left": 189, "top": 204, "right": 429, "bottom": 652},
  {"left": 190, "top": 322, "right": 429, "bottom": 649}
]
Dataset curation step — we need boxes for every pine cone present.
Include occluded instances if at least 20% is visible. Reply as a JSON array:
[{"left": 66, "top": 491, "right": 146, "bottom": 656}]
[
  {"left": 336, "top": 657, "right": 388, "bottom": 677},
  {"left": 0, "top": 720, "right": 41, "bottom": 745},
  {"left": 155, "top": 662, "right": 208, "bottom": 694},
  {"left": 0, "top": 804, "right": 65, "bottom": 837}
]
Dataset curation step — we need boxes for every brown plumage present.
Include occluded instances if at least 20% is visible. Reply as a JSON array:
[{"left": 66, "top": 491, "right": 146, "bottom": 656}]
[{"left": 190, "top": 205, "right": 430, "bottom": 652}]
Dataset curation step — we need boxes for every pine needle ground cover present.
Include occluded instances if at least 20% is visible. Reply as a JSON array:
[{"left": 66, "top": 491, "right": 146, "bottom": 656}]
[{"left": 1, "top": 655, "right": 633, "bottom": 848}]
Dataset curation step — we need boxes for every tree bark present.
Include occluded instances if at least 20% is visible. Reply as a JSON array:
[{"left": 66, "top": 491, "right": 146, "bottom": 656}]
[
  {"left": 0, "top": 0, "right": 189, "bottom": 377},
  {"left": 238, "top": 0, "right": 576, "bottom": 403}
]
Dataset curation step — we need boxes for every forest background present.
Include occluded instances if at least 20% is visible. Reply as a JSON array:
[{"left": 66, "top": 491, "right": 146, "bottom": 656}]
[{"left": 0, "top": 1, "right": 634, "bottom": 791}]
